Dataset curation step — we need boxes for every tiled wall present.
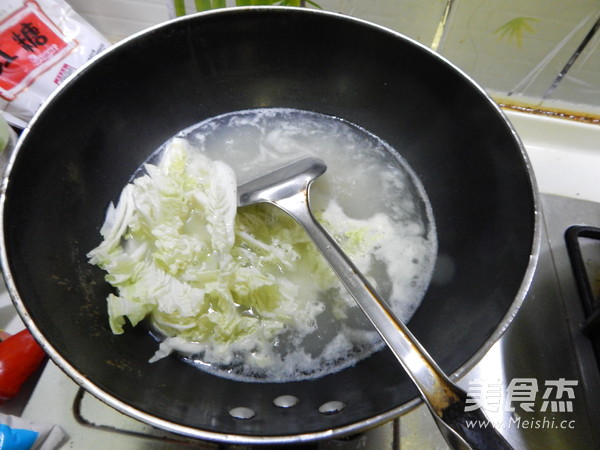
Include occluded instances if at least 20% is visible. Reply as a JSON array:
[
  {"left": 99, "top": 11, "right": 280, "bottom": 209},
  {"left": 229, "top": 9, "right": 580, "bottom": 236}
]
[
  {"left": 67, "top": 0, "right": 600, "bottom": 117},
  {"left": 436, "top": 0, "right": 600, "bottom": 116}
]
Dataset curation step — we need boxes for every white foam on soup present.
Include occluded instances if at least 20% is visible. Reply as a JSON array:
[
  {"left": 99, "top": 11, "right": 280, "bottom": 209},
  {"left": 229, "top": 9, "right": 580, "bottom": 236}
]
[{"left": 150, "top": 108, "right": 437, "bottom": 382}]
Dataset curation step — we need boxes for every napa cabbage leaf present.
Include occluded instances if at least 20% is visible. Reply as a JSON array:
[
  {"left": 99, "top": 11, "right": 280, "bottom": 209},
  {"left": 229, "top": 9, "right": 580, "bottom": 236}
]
[{"left": 88, "top": 138, "right": 390, "bottom": 364}]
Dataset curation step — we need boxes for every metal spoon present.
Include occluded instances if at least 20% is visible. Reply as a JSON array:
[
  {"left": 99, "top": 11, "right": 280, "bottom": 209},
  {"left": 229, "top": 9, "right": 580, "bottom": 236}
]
[{"left": 237, "top": 157, "right": 512, "bottom": 450}]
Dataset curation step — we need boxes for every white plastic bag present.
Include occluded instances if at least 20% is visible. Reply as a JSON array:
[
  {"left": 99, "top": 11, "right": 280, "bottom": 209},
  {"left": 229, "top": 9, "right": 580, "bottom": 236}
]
[{"left": 0, "top": 0, "right": 110, "bottom": 127}]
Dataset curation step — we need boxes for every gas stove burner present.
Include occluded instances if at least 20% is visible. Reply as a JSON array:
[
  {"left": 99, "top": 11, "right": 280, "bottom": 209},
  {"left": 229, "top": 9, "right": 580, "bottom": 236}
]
[{"left": 566, "top": 225, "right": 600, "bottom": 372}]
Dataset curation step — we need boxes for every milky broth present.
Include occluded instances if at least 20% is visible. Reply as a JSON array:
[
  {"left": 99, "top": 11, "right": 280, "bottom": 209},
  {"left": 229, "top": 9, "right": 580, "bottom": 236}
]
[{"left": 149, "top": 108, "right": 437, "bottom": 382}]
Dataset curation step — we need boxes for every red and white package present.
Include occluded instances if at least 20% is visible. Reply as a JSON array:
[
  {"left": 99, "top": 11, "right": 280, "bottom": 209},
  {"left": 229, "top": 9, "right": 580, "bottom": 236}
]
[{"left": 0, "top": 0, "right": 110, "bottom": 127}]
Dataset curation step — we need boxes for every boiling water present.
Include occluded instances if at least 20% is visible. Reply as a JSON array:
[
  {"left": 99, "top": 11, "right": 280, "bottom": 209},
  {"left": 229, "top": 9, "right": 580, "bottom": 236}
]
[{"left": 149, "top": 108, "right": 437, "bottom": 382}]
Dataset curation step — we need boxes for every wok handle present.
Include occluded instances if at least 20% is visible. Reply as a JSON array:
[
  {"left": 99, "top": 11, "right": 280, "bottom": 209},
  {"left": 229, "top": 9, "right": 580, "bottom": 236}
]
[{"left": 275, "top": 190, "right": 513, "bottom": 450}]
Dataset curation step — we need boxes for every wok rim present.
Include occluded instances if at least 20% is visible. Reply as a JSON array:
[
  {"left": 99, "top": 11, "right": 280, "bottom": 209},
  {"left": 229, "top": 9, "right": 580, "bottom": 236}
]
[{"left": 0, "top": 6, "right": 541, "bottom": 445}]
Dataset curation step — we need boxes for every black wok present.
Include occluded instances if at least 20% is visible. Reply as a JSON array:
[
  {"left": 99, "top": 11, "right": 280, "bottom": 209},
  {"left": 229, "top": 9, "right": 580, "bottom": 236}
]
[{"left": 0, "top": 7, "right": 539, "bottom": 445}]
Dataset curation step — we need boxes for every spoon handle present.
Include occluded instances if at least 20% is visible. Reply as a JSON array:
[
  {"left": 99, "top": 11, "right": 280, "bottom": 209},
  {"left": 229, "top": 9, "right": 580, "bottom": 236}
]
[{"left": 274, "top": 190, "right": 512, "bottom": 450}]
